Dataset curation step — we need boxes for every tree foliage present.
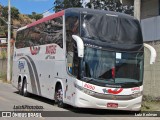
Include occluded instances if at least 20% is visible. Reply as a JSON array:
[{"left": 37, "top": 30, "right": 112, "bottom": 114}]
[
  {"left": 27, "top": 12, "right": 43, "bottom": 20},
  {"left": 86, "top": 0, "right": 134, "bottom": 16},
  {"left": 2, "top": 6, "right": 20, "bottom": 20},
  {"left": 54, "top": 0, "right": 82, "bottom": 12},
  {"left": 54, "top": 0, "right": 133, "bottom": 15},
  {"left": 0, "top": 5, "right": 18, "bottom": 37}
]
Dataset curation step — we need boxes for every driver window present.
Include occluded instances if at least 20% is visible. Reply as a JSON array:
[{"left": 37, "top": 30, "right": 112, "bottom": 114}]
[{"left": 66, "top": 15, "right": 79, "bottom": 77}]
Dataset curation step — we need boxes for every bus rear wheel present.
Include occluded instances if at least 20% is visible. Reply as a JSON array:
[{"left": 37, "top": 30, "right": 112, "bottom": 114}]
[
  {"left": 22, "top": 80, "right": 29, "bottom": 97},
  {"left": 55, "top": 85, "right": 65, "bottom": 108},
  {"left": 18, "top": 83, "right": 23, "bottom": 95}
]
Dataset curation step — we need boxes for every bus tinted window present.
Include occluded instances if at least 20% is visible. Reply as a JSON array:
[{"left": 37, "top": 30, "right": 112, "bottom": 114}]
[
  {"left": 80, "top": 13, "right": 143, "bottom": 44},
  {"left": 15, "top": 16, "right": 63, "bottom": 49},
  {"left": 81, "top": 13, "right": 118, "bottom": 42},
  {"left": 66, "top": 15, "right": 80, "bottom": 77},
  {"left": 39, "top": 17, "right": 63, "bottom": 47}
]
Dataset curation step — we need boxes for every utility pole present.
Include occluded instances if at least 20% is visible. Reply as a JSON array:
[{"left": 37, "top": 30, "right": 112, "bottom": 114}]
[
  {"left": 134, "top": 0, "right": 141, "bottom": 21},
  {"left": 7, "top": 0, "right": 11, "bottom": 82}
]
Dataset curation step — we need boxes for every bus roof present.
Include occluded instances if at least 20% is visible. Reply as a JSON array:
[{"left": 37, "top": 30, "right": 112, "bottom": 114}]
[
  {"left": 17, "top": 8, "right": 136, "bottom": 32},
  {"left": 65, "top": 8, "right": 135, "bottom": 20}
]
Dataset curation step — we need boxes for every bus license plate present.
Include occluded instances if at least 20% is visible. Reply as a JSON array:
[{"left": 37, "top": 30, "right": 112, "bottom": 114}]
[{"left": 107, "top": 103, "right": 118, "bottom": 108}]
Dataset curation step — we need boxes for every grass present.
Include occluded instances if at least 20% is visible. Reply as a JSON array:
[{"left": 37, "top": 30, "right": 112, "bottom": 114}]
[
  {"left": 141, "top": 95, "right": 160, "bottom": 111},
  {"left": 141, "top": 101, "right": 160, "bottom": 111}
]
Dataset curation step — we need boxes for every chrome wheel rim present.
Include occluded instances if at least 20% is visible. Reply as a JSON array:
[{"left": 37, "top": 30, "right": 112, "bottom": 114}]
[{"left": 23, "top": 82, "right": 27, "bottom": 94}]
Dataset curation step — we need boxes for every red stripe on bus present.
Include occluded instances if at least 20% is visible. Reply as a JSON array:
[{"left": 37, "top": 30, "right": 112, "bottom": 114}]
[
  {"left": 27, "top": 10, "right": 64, "bottom": 28},
  {"left": 108, "top": 88, "right": 123, "bottom": 94}
]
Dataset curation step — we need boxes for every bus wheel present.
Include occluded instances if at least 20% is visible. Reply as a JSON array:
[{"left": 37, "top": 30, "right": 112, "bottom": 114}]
[
  {"left": 55, "top": 85, "right": 65, "bottom": 108},
  {"left": 18, "top": 81, "right": 23, "bottom": 95},
  {"left": 22, "top": 80, "right": 29, "bottom": 97}
]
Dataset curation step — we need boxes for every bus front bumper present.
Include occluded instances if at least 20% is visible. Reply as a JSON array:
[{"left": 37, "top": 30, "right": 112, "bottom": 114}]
[{"left": 74, "top": 89, "right": 142, "bottom": 111}]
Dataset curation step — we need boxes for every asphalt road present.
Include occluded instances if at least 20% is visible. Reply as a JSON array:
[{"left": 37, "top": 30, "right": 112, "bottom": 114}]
[{"left": 0, "top": 80, "right": 159, "bottom": 120}]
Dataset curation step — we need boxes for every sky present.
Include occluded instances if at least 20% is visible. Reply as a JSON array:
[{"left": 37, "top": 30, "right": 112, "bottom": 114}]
[{"left": 0, "top": 0, "right": 55, "bottom": 15}]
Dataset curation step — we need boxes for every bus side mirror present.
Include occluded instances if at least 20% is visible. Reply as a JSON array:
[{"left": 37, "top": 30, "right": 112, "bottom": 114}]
[
  {"left": 144, "top": 43, "right": 157, "bottom": 64},
  {"left": 72, "top": 35, "right": 84, "bottom": 58}
]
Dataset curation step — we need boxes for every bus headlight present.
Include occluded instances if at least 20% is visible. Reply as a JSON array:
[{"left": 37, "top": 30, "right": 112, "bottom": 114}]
[
  {"left": 131, "top": 92, "right": 142, "bottom": 98},
  {"left": 83, "top": 89, "right": 95, "bottom": 96}
]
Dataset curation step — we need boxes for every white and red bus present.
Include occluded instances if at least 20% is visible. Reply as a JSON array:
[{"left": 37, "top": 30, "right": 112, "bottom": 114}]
[{"left": 12, "top": 8, "right": 145, "bottom": 111}]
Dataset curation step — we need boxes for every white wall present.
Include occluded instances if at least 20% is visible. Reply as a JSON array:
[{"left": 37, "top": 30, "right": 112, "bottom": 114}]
[{"left": 141, "top": 16, "right": 160, "bottom": 41}]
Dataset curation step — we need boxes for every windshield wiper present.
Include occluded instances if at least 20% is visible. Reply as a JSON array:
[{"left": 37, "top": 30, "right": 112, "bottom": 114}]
[{"left": 83, "top": 77, "right": 95, "bottom": 83}]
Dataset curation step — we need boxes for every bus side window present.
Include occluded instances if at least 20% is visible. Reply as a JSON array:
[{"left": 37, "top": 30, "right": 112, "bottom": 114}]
[{"left": 67, "top": 52, "right": 73, "bottom": 73}]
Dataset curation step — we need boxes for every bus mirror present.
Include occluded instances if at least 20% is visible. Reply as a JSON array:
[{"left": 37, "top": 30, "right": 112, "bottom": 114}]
[
  {"left": 144, "top": 43, "right": 157, "bottom": 64},
  {"left": 72, "top": 35, "right": 84, "bottom": 58}
]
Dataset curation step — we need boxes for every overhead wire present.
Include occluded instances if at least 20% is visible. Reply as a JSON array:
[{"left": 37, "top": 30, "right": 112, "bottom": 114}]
[{"left": 40, "top": 4, "right": 55, "bottom": 15}]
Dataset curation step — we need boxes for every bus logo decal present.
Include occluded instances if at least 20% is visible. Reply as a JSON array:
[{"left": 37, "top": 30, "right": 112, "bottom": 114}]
[
  {"left": 30, "top": 46, "right": 40, "bottom": 55},
  {"left": 45, "top": 45, "right": 57, "bottom": 54},
  {"left": 45, "top": 55, "right": 55, "bottom": 60},
  {"left": 131, "top": 87, "right": 140, "bottom": 93},
  {"left": 84, "top": 83, "right": 95, "bottom": 90},
  {"left": 103, "top": 88, "right": 123, "bottom": 94},
  {"left": 131, "top": 87, "right": 140, "bottom": 91},
  {"left": 18, "top": 61, "right": 25, "bottom": 70}
]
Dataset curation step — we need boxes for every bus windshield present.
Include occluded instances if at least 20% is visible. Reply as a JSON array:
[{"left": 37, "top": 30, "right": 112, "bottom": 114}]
[
  {"left": 82, "top": 47, "right": 144, "bottom": 86},
  {"left": 80, "top": 12, "right": 143, "bottom": 87},
  {"left": 80, "top": 13, "right": 143, "bottom": 44}
]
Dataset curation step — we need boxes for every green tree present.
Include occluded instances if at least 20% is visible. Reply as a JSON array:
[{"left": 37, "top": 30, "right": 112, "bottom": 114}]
[
  {"left": 0, "top": 6, "right": 15, "bottom": 38},
  {"left": 2, "top": 6, "right": 20, "bottom": 20},
  {"left": 0, "top": 4, "right": 3, "bottom": 14},
  {"left": 0, "top": 5, "right": 5, "bottom": 26},
  {"left": 28, "top": 12, "right": 43, "bottom": 20},
  {"left": 0, "top": 5, "right": 7, "bottom": 37},
  {"left": 54, "top": 0, "right": 82, "bottom": 12},
  {"left": 86, "top": 0, "right": 134, "bottom": 16}
]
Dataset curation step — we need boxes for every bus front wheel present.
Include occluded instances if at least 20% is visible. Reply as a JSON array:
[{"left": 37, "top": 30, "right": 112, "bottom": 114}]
[{"left": 55, "top": 85, "right": 65, "bottom": 108}]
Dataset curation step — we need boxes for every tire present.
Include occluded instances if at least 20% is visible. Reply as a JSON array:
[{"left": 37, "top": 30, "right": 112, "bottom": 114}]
[
  {"left": 22, "top": 80, "right": 29, "bottom": 97},
  {"left": 18, "top": 82, "right": 23, "bottom": 95},
  {"left": 55, "top": 85, "right": 66, "bottom": 108}
]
